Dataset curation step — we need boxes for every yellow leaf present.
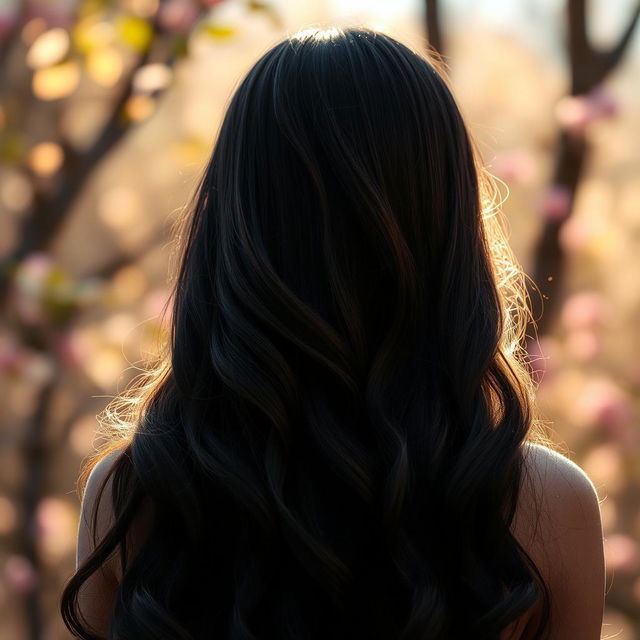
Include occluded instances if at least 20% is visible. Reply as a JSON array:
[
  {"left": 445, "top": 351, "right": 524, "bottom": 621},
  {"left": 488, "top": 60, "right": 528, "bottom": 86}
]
[
  {"left": 200, "top": 23, "right": 235, "bottom": 40},
  {"left": 116, "top": 14, "right": 153, "bottom": 52}
]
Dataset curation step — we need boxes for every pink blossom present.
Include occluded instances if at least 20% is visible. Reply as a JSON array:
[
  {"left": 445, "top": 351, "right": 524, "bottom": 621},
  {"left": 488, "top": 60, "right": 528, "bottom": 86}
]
[
  {"left": 62, "top": 329, "right": 95, "bottom": 369},
  {"left": 565, "top": 328, "right": 600, "bottom": 361},
  {"left": 539, "top": 185, "right": 572, "bottom": 222},
  {"left": 584, "top": 86, "right": 618, "bottom": 120},
  {"left": 490, "top": 149, "right": 536, "bottom": 185},
  {"left": 561, "top": 291, "right": 610, "bottom": 330},
  {"left": 558, "top": 215, "right": 591, "bottom": 253},
  {"left": 605, "top": 534, "right": 640, "bottom": 574},
  {"left": 576, "top": 377, "right": 634, "bottom": 441},
  {"left": 555, "top": 96, "right": 591, "bottom": 134},
  {"left": 2, "top": 555, "right": 38, "bottom": 596},
  {"left": 555, "top": 86, "right": 618, "bottom": 134},
  {"left": 34, "top": 497, "right": 77, "bottom": 561},
  {"left": 158, "top": 0, "right": 201, "bottom": 34},
  {"left": 0, "top": 10, "right": 17, "bottom": 39}
]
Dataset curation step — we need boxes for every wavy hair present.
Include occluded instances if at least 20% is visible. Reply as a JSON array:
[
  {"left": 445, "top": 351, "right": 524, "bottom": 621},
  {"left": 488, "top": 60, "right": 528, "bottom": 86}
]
[{"left": 61, "top": 26, "right": 552, "bottom": 639}]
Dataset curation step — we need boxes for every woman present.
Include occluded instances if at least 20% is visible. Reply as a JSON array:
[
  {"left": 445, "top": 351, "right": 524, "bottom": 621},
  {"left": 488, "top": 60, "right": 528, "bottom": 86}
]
[{"left": 60, "top": 26, "right": 605, "bottom": 639}]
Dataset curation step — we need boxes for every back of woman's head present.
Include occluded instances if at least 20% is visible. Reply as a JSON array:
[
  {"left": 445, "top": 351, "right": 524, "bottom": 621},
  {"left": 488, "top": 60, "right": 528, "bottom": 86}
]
[{"left": 61, "top": 25, "right": 550, "bottom": 640}]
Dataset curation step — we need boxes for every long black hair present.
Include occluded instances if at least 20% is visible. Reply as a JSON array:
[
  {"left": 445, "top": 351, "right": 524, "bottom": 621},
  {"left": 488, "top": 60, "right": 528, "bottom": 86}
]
[{"left": 61, "top": 25, "right": 552, "bottom": 639}]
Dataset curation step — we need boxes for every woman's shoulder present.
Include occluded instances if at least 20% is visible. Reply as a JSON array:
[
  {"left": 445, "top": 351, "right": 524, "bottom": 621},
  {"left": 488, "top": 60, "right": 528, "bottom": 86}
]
[
  {"left": 508, "top": 441, "right": 605, "bottom": 639},
  {"left": 520, "top": 441, "right": 599, "bottom": 496},
  {"left": 79, "top": 444, "right": 155, "bottom": 583},
  {"left": 515, "top": 441, "right": 603, "bottom": 549}
]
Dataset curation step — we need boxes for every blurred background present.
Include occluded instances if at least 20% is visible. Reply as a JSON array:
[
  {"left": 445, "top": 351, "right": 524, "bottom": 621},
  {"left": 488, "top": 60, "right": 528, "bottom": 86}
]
[{"left": 0, "top": 0, "right": 638, "bottom": 638}]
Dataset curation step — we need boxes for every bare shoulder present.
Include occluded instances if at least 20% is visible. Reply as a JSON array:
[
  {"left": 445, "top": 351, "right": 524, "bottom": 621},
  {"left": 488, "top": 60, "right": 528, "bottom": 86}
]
[
  {"left": 74, "top": 448, "right": 128, "bottom": 637},
  {"left": 510, "top": 442, "right": 606, "bottom": 639},
  {"left": 515, "top": 442, "right": 604, "bottom": 545},
  {"left": 79, "top": 444, "right": 154, "bottom": 582},
  {"left": 77, "top": 448, "right": 125, "bottom": 571}
]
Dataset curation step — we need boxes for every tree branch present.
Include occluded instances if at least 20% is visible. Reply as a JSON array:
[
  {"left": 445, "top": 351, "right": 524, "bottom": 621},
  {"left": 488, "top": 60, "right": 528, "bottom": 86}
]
[
  {"left": 20, "top": 375, "right": 57, "bottom": 640},
  {"left": 425, "top": 0, "right": 444, "bottom": 56},
  {"left": 601, "top": 2, "right": 640, "bottom": 76},
  {"left": 569, "top": 0, "right": 640, "bottom": 94},
  {"left": 0, "top": 8, "right": 199, "bottom": 303}
]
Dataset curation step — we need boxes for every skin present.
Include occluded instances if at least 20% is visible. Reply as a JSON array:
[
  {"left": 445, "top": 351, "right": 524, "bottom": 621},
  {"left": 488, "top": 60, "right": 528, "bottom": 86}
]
[
  {"left": 502, "top": 442, "right": 606, "bottom": 639},
  {"left": 75, "top": 449, "right": 152, "bottom": 637},
  {"left": 76, "top": 442, "right": 605, "bottom": 639},
  {"left": 75, "top": 451, "right": 119, "bottom": 637}
]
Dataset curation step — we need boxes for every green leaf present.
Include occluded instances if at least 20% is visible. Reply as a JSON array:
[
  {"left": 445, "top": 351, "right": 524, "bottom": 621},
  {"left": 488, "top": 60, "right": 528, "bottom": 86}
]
[
  {"left": 0, "top": 130, "right": 26, "bottom": 163},
  {"left": 173, "top": 34, "right": 189, "bottom": 58}
]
